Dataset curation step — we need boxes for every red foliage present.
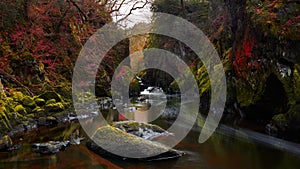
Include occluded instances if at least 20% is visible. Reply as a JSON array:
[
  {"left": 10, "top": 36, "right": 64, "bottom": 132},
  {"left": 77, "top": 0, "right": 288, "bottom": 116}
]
[{"left": 230, "top": 28, "right": 258, "bottom": 77}]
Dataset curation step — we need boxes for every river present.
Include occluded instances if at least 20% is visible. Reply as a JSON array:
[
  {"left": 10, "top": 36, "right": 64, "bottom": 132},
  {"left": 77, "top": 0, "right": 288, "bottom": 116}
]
[{"left": 1, "top": 97, "right": 300, "bottom": 169}]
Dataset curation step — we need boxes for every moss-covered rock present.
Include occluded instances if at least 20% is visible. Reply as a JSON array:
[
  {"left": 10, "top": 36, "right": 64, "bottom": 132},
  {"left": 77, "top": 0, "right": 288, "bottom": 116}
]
[
  {"left": 46, "top": 116, "right": 58, "bottom": 124},
  {"left": 45, "top": 99, "right": 57, "bottom": 105},
  {"left": 38, "top": 91, "right": 63, "bottom": 102},
  {"left": 0, "top": 135, "right": 13, "bottom": 151},
  {"left": 26, "top": 113, "right": 35, "bottom": 119},
  {"left": 32, "top": 106, "right": 44, "bottom": 114},
  {"left": 0, "top": 92, "right": 7, "bottom": 100},
  {"left": 88, "top": 125, "right": 184, "bottom": 160},
  {"left": 14, "top": 105, "right": 27, "bottom": 115},
  {"left": 12, "top": 91, "right": 24, "bottom": 102},
  {"left": 272, "top": 114, "right": 288, "bottom": 131},
  {"left": 45, "top": 102, "right": 64, "bottom": 113},
  {"left": 34, "top": 97, "right": 45, "bottom": 107},
  {"left": 38, "top": 117, "right": 47, "bottom": 126},
  {"left": 22, "top": 96, "right": 36, "bottom": 107},
  {"left": 0, "top": 106, "right": 11, "bottom": 130}
]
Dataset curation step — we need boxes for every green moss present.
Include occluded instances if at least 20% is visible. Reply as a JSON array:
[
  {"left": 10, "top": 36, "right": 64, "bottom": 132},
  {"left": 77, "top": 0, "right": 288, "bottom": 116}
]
[
  {"left": 26, "top": 113, "right": 35, "bottom": 118},
  {"left": 0, "top": 107, "right": 11, "bottom": 130},
  {"left": 38, "top": 91, "right": 63, "bottom": 102},
  {"left": 91, "top": 125, "right": 170, "bottom": 157},
  {"left": 272, "top": 113, "right": 288, "bottom": 131},
  {"left": 22, "top": 96, "right": 36, "bottom": 107},
  {"left": 33, "top": 106, "right": 44, "bottom": 114},
  {"left": 45, "top": 102, "right": 64, "bottom": 112},
  {"left": 236, "top": 76, "right": 267, "bottom": 107},
  {"left": 45, "top": 99, "right": 56, "bottom": 105},
  {"left": 6, "top": 97, "right": 17, "bottom": 111},
  {"left": 0, "top": 92, "right": 7, "bottom": 100},
  {"left": 12, "top": 91, "right": 24, "bottom": 102},
  {"left": 0, "top": 135, "right": 13, "bottom": 149},
  {"left": 14, "top": 105, "right": 27, "bottom": 115},
  {"left": 34, "top": 97, "right": 45, "bottom": 106},
  {"left": 46, "top": 116, "right": 57, "bottom": 121}
]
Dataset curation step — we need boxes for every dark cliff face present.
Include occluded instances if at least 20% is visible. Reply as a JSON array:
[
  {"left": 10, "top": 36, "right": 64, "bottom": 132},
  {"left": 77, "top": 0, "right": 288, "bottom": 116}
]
[{"left": 146, "top": 0, "right": 300, "bottom": 140}]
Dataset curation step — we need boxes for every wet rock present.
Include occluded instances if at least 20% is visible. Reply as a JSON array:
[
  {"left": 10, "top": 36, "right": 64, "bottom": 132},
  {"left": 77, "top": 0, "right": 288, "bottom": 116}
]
[
  {"left": 0, "top": 106, "right": 11, "bottom": 130},
  {"left": 272, "top": 114, "right": 288, "bottom": 132},
  {"left": 0, "top": 135, "right": 13, "bottom": 151},
  {"left": 69, "top": 130, "right": 85, "bottom": 145},
  {"left": 46, "top": 116, "right": 58, "bottom": 125},
  {"left": 38, "top": 117, "right": 47, "bottom": 126},
  {"left": 32, "top": 141, "right": 70, "bottom": 154},
  {"left": 87, "top": 124, "right": 184, "bottom": 161},
  {"left": 112, "top": 121, "right": 173, "bottom": 140},
  {"left": 265, "top": 123, "right": 278, "bottom": 137}
]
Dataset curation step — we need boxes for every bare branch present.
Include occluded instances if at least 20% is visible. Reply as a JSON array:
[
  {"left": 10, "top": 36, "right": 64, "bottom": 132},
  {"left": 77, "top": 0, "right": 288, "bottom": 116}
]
[
  {"left": 115, "top": 0, "right": 150, "bottom": 23},
  {"left": 109, "top": 0, "right": 126, "bottom": 13},
  {"left": 67, "top": 0, "right": 88, "bottom": 21}
]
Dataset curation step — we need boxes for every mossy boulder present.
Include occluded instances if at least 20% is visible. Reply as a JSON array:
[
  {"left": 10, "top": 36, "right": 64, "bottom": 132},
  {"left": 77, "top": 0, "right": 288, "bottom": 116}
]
[
  {"left": 22, "top": 96, "right": 36, "bottom": 107},
  {"left": 34, "top": 98, "right": 45, "bottom": 107},
  {"left": 12, "top": 91, "right": 24, "bottom": 102},
  {"left": 45, "top": 102, "right": 64, "bottom": 113},
  {"left": 0, "top": 135, "right": 13, "bottom": 151},
  {"left": 272, "top": 114, "right": 288, "bottom": 131},
  {"left": 0, "top": 92, "right": 7, "bottom": 100},
  {"left": 26, "top": 113, "right": 35, "bottom": 119},
  {"left": 46, "top": 116, "right": 58, "bottom": 124},
  {"left": 0, "top": 106, "right": 11, "bottom": 130},
  {"left": 14, "top": 105, "right": 27, "bottom": 115},
  {"left": 33, "top": 107, "right": 44, "bottom": 114},
  {"left": 87, "top": 125, "right": 184, "bottom": 160},
  {"left": 38, "top": 91, "right": 63, "bottom": 103},
  {"left": 45, "top": 99, "right": 56, "bottom": 105}
]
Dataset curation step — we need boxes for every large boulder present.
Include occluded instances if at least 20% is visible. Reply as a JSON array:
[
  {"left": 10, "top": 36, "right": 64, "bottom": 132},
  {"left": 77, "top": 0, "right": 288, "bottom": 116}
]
[{"left": 87, "top": 123, "right": 184, "bottom": 161}]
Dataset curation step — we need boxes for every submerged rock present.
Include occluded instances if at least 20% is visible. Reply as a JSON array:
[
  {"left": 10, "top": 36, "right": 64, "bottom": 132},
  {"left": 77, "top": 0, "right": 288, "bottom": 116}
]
[
  {"left": 32, "top": 141, "right": 70, "bottom": 154},
  {"left": 87, "top": 123, "right": 184, "bottom": 161}
]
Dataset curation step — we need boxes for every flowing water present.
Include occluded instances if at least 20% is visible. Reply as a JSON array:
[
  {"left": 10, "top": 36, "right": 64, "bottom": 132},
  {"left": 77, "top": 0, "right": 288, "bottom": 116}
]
[{"left": 1, "top": 97, "right": 300, "bottom": 169}]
